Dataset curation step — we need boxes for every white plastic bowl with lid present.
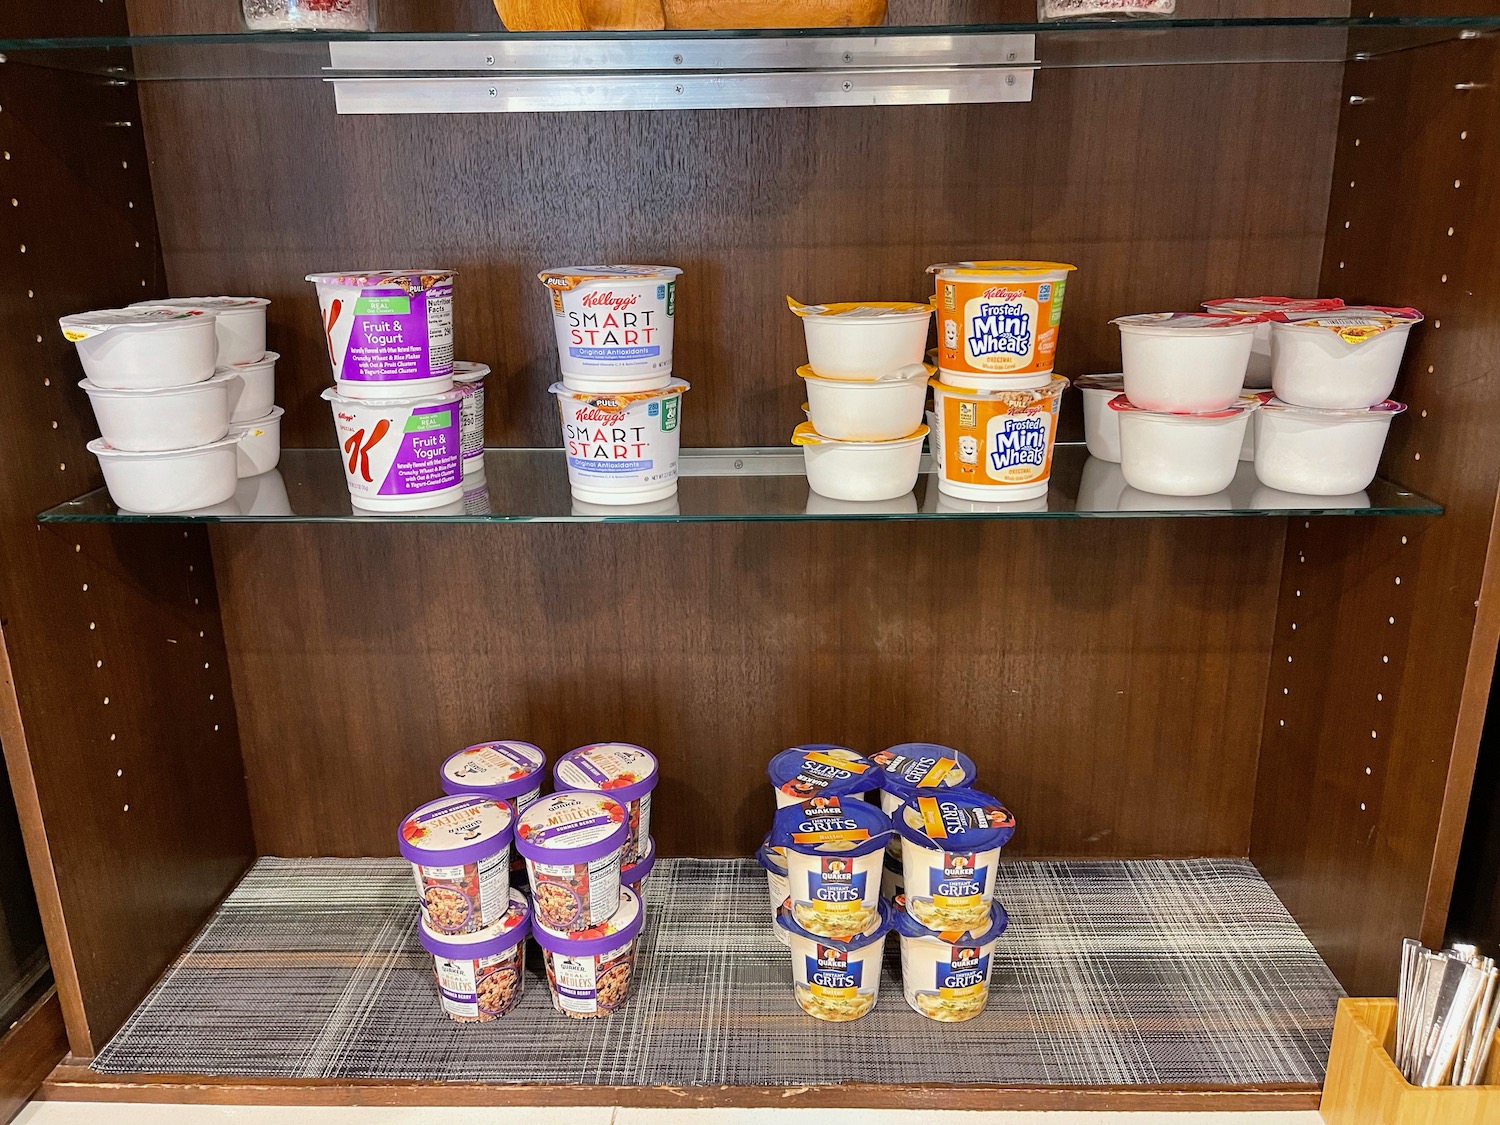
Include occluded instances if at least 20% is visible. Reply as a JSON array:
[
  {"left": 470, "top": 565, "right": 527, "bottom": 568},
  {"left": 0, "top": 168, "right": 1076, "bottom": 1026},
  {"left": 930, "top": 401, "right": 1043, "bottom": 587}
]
[
  {"left": 1202, "top": 297, "right": 1346, "bottom": 388},
  {"left": 788, "top": 298, "right": 933, "bottom": 380},
  {"left": 1269, "top": 307, "right": 1422, "bottom": 409},
  {"left": 223, "top": 351, "right": 278, "bottom": 422},
  {"left": 130, "top": 296, "right": 269, "bottom": 366},
  {"left": 1111, "top": 394, "right": 1260, "bottom": 497},
  {"left": 793, "top": 422, "right": 928, "bottom": 502},
  {"left": 60, "top": 307, "right": 219, "bottom": 389},
  {"left": 1113, "top": 312, "right": 1264, "bottom": 413},
  {"left": 80, "top": 370, "right": 236, "bottom": 452},
  {"left": 87, "top": 435, "right": 241, "bottom": 513},
  {"left": 227, "top": 406, "right": 284, "bottom": 478},
  {"left": 1074, "top": 373, "right": 1125, "bottom": 462},
  {"left": 1253, "top": 398, "right": 1407, "bottom": 495},
  {"left": 798, "top": 363, "right": 931, "bottom": 442}
]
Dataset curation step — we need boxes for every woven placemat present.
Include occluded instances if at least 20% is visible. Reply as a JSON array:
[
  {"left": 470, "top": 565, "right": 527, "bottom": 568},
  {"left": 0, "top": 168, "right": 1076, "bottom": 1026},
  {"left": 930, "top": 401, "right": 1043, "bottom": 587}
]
[{"left": 92, "top": 856, "right": 1342, "bottom": 1086}]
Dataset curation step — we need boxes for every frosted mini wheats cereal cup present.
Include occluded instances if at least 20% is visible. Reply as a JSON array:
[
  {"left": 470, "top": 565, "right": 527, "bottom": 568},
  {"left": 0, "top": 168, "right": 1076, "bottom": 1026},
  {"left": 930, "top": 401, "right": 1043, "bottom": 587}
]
[
  {"left": 441, "top": 740, "right": 548, "bottom": 883},
  {"left": 399, "top": 794, "right": 514, "bottom": 935},
  {"left": 767, "top": 744, "right": 881, "bottom": 809},
  {"left": 553, "top": 742, "right": 658, "bottom": 868},
  {"left": 930, "top": 377, "right": 1067, "bottom": 502},
  {"left": 777, "top": 898, "right": 893, "bottom": 1022},
  {"left": 896, "top": 787, "right": 1015, "bottom": 932},
  {"left": 533, "top": 885, "right": 645, "bottom": 1018},
  {"left": 417, "top": 888, "right": 530, "bottom": 1022},
  {"left": 514, "top": 791, "right": 628, "bottom": 933},
  {"left": 893, "top": 895, "right": 1008, "bottom": 1023},
  {"left": 928, "top": 260, "right": 1076, "bottom": 383},
  {"left": 770, "top": 795, "right": 893, "bottom": 939}
]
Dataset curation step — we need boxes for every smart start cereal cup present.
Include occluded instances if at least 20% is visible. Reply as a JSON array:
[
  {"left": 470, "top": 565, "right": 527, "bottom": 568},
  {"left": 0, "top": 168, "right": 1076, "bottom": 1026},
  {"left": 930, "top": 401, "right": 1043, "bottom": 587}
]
[
  {"left": 793, "top": 422, "right": 928, "bottom": 503},
  {"left": 322, "top": 388, "right": 464, "bottom": 511},
  {"left": 1075, "top": 374, "right": 1125, "bottom": 462},
  {"left": 533, "top": 886, "right": 644, "bottom": 1019},
  {"left": 869, "top": 743, "right": 978, "bottom": 818},
  {"left": 895, "top": 787, "right": 1015, "bottom": 932},
  {"left": 1269, "top": 307, "right": 1423, "bottom": 409},
  {"left": 786, "top": 298, "right": 934, "bottom": 380},
  {"left": 552, "top": 380, "right": 689, "bottom": 505},
  {"left": 452, "top": 361, "right": 490, "bottom": 475},
  {"left": 131, "top": 296, "right": 269, "bottom": 366},
  {"left": 441, "top": 740, "right": 547, "bottom": 884},
  {"left": 771, "top": 795, "right": 893, "bottom": 939},
  {"left": 306, "top": 270, "right": 455, "bottom": 398},
  {"left": 1112, "top": 393, "right": 1260, "bottom": 496},
  {"left": 767, "top": 745, "right": 881, "bottom": 809},
  {"left": 60, "top": 307, "right": 219, "bottom": 389},
  {"left": 417, "top": 888, "right": 530, "bottom": 1022},
  {"left": 928, "top": 261, "right": 1076, "bottom": 381},
  {"left": 1113, "top": 312, "right": 1265, "bottom": 412},
  {"left": 757, "top": 839, "right": 792, "bottom": 947},
  {"left": 777, "top": 898, "right": 893, "bottom": 1022},
  {"left": 1254, "top": 398, "right": 1407, "bottom": 495},
  {"left": 798, "top": 363, "right": 931, "bottom": 441},
  {"left": 539, "top": 266, "right": 681, "bottom": 389},
  {"left": 622, "top": 837, "right": 655, "bottom": 899},
  {"left": 515, "top": 791, "right": 628, "bottom": 933},
  {"left": 893, "top": 895, "right": 1008, "bottom": 1023},
  {"left": 1203, "top": 297, "right": 1346, "bottom": 388},
  {"left": 399, "top": 794, "right": 515, "bottom": 936},
  {"left": 553, "top": 742, "right": 659, "bottom": 868},
  {"left": 930, "top": 377, "right": 1065, "bottom": 502}
]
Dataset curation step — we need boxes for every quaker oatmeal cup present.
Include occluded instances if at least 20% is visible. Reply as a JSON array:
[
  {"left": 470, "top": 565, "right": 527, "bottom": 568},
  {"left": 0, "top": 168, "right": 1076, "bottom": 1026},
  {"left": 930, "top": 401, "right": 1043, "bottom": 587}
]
[
  {"left": 770, "top": 795, "right": 893, "bottom": 939},
  {"left": 777, "top": 898, "right": 893, "bottom": 1022},
  {"left": 767, "top": 744, "right": 881, "bottom": 809},
  {"left": 756, "top": 838, "right": 791, "bottom": 948},
  {"left": 622, "top": 837, "right": 655, "bottom": 899},
  {"left": 441, "top": 740, "right": 548, "bottom": 883},
  {"left": 552, "top": 742, "right": 658, "bottom": 867},
  {"left": 893, "top": 894, "right": 1008, "bottom": 1023},
  {"left": 896, "top": 788, "right": 1015, "bottom": 932},
  {"left": 399, "top": 794, "right": 514, "bottom": 935},
  {"left": 533, "top": 886, "right": 645, "bottom": 1019},
  {"left": 417, "top": 888, "right": 530, "bottom": 1022},
  {"left": 514, "top": 791, "right": 628, "bottom": 932}
]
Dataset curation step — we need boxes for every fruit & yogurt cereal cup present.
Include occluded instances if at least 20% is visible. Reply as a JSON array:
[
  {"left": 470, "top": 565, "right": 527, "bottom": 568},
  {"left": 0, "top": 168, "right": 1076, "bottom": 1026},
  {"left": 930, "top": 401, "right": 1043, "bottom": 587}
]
[
  {"left": 771, "top": 795, "right": 893, "bottom": 939},
  {"left": 452, "top": 361, "right": 490, "bottom": 475},
  {"left": 767, "top": 744, "right": 881, "bottom": 809},
  {"left": 306, "top": 269, "right": 455, "bottom": 398},
  {"left": 515, "top": 791, "right": 628, "bottom": 932},
  {"left": 896, "top": 788, "right": 1015, "bottom": 932},
  {"left": 553, "top": 742, "right": 658, "bottom": 868},
  {"left": 417, "top": 888, "right": 530, "bottom": 1022},
  {"left": 757, "top": 838, "right": 792, "bottom": 947},
  {"left": 777, "top": 898, "right": 893, "bottom": 1022},
  {"left": 928, "top": 260, "right": 1076, "bottom": 384},
  {"left": 399, "top": 794, "right": 514, "bottom": 935},
  {"left": 534, "top": 886, "right": 645, "bottom": 1018},
  {"left": 893, "top": 894, "right": 1008, "bottom": 1023},
  {"left": 441, "top": 740, "right": 548, "bottom": 883},
  {"left": 622, "top": 837, "right": 655, "bottom": 899}
]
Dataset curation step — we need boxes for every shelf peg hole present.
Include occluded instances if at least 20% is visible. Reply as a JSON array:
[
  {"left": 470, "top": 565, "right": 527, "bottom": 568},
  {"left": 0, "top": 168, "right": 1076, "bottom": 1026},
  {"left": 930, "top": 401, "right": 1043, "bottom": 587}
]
[
  {"left": 1366, "top": 766, "right": 1372, "bottom": 775},
  {"left": 1401, "top": 535, "right": 1408, "bottom": 544},
  {"left": 94, "top": 660, "right": 101, "bottom": 668},
  {"left": 116, "top": 769, "right": 122, "bottom": 777},
  {"left": 1383, "top": 655, "right": 1390, "bottom": 664},
  {"left": 1377, "top": 693, "right": 1384, "bottom": 701},
  {"left": 1360, "top": 803, "right": 1366, "bottom": 811},
  {"left": 102, "top": 696, "right": 109, "bottom": 705},
  {"left": 109, "top": 733, "right": 115, "bottom": 741},
  {"left": 1371, "top": 730, "right": 1378, "bottom": 739},
  {"left": 1395, "top": 576, "right": 1402, "bottom": 585},
  {"left": 123, "top": 804, "right": 128, "bottom": 812},
  {"left": 88, "top": 622, "right": 95, "bottom": 631},
  {"left": 1442, "top": 274, "right": 1448, "bottom": 283},
  {"left": 1388, "top": 616, "right": 1395, "bottom": 624}
]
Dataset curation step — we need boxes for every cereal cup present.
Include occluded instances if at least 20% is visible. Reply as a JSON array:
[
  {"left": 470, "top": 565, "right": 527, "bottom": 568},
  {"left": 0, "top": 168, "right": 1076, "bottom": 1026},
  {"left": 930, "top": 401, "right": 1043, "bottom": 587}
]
[
  {"left": 777, "top": 898, "right": 893, "bottom": 1022},
  {"left": 553, "top": 742, "right": 658, "bottom": 867},
  {"left": 896, "top": 788, "right": 1015, "bottom": 932},
  {"left": 533, "top": 886, "right": 644, "bottom": 1018},
  {"left": 757, "top": 838, "right": 791, "bottom": 948},
  {"left": 622, "top": 837, "right": 655, "bottom": 899},
  {"left": 417, "top": 888, "right": 529, "bottom": 1022},
  {"left": 770, "top": 795, "right": 893, "bottom": 939},
  {"left": 928, "top": 260, "right": 1076, "bottom": 380},
  {"left": 893, "top": 894, "right": 1008, "bottom": 1023},
  {"left": 767, "top": 744, "right": 881, "bottom": 809},
  {"left": 869, "top": 743, "right": 978, "bottom": 817},
  {"left": 514, "top": 791, "right": 628, "bottom": 933},
  {"left": 398, "top": 795, "right": 514, "bottom": 935},
  {"left": 441, "top": 740, "right": 548, "bottom": 884}
]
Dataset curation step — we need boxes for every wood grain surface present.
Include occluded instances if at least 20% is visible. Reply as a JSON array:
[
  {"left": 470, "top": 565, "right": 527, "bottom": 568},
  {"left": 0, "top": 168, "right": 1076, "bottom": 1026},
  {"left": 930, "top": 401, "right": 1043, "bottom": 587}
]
[{"left": 0, "top": 992, "right": 66, "bottom": 1125}]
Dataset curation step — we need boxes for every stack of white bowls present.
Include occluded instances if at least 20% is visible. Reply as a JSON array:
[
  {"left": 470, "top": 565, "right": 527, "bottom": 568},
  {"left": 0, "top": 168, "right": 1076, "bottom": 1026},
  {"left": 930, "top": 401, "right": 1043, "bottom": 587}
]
[{"left": 64, "top": 296, "right": 279, "bottom": 514}]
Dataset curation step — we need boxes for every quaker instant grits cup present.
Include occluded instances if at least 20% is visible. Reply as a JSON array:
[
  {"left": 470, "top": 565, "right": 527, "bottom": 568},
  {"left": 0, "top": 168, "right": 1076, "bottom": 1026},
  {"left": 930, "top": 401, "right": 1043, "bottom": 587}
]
[
  {"left": 896, "top": 787, "right": 1016, "bottom": 932},
  {"left": 552, "top": 742, "right": 658, "bottom": 868},
  {"left": 893, "top": 894, "right": 1008, "bottom": 1022},
  {"left": 440, "top": 741, "right": 548, "bottom": 885},
  {"left": 533, "top": 886, "right": 645, "bottom": 1018},
  {"left": 538, "top": 265, "right": 681, "bottom": 389},
  {"left": 514, "top": 791, "right": 628, "bottom": 933},
  {"left": 770, "top": 795, "right": 893, "bottom": 939},
  {"left": 417, "top": 888, "right": 530, "bottom": 1022},
  {"left": 869, "top": 743, "right": 979, "bottom": 817},
  {"left": 777, "top": 898, "right": 894, "bottom": 1022},
  {"left": 399, "top": 794, "right": 514, "bottom": 935},
  {"left": 757, "top": 838, "right": 792, "bottom": 947},
  {"left": 767, "top": 744, "right": 881, "bottom": 809},
  {"left": 307, "top": 269, "right": 455, "bottom": 398}
]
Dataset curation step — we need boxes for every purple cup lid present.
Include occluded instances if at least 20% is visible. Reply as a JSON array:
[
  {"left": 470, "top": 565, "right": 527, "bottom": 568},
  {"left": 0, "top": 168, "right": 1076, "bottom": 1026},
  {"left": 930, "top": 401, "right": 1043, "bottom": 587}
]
[
  {"left": 553, "top": 743, "right": 659, "bottom": 804},
  {"left": 399, "top": 794, "right": 513, "bottom": 867},
  {"left": 530, "top": 886, "right": 643, "bottom": 956},
  {"left": 514, "top": 790, "right": 628, "bottom": 864},
  {"left": 417, "top": 889, "right": 530, "bottom": 960},
  {"left": 767, "top": 744, "right": 880, "bottom": 803},
  {"left": 894, "top": 787, "right": 1016, "bottom": 853},
  {"left": 441, "top": 741, "right": 547, "bottom": 802},
  {"left": 622, "top": 837, "right": 656, "bottom": 886}
]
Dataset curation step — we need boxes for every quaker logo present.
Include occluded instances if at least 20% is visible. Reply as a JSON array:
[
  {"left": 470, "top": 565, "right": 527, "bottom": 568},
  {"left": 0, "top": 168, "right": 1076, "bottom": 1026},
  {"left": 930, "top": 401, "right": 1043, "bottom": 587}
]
[
  {"left": 931, "top": 852, "right": 986, "bottom": 899},
  {"left": 807, "top": 945, "right": 861, "bottom": 989},
  {"left": 938, "top": 946, "right": 989, "bottom": 990},
  {"left": 813, "top": 856, "right": 867, "bottom": 903}
]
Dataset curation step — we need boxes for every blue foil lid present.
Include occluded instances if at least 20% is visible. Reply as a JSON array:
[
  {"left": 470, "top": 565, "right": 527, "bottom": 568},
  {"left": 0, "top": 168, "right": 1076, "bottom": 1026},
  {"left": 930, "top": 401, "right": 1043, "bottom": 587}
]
[
  {"left": 768, "top": 795, "right": 893, "bottom": 858},
  {"left": 894, "top": 787, "right": 1016, "bottom": 853},
  {"left": 766, "top": 744, "right": 880, "bottom": 803},
  {"left": 891, "top": 894, "right": 1008, "bottom": 944},
  {"left": 870, "top": 743, "right": 977, "bottom": 798}
]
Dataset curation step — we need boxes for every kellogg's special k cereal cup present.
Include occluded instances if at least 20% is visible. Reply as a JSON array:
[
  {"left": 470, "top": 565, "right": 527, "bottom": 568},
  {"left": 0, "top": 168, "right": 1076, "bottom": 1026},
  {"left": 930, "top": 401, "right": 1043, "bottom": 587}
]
[
  {"left": 552, "top": 742, "right": 658, "bottom": 868},
  {"left": 515, "top": 791, "right": 628, "bottom": 933},
  {"left": 399, "top": 794, "right": 514, "bottom": 935}
]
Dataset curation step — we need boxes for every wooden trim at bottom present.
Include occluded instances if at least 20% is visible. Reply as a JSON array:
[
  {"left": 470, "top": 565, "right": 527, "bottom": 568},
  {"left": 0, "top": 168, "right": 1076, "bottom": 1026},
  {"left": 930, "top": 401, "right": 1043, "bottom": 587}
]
[
  {"left": 0, "top": 991, "right": 67, "bottom": 1124},
  {"left": 40, "top": 1064, "right": 1321, "bottom": 1111}
]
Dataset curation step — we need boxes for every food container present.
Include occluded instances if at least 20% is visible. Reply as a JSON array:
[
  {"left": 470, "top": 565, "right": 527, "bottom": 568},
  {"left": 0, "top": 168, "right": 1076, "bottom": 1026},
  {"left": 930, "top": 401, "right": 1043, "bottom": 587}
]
[
  {"left": 553, "top": 742, "right": 658, "bottom": 867},
  {"left": 552, "top": 380, "right": 688, "bottom": 505},
  {"left": 1202, "top": 296, "right": 1346, "bottom": 388},
  {"left": 770, "top": 795, "right": 893, "bottom": 939},
  {"left": 1269, "top": 307, "right": 1423, "bottom": 409},
  {"left": 442, "top": 740, "right": 547, "bottom": 884},
  {"left": 1112, "top": 312, "right": 1265, "bottom": 412},
  {"left": 78, "top": 371, "right": 235, "bottom": 453},
  {"left": 928, "top": 261, "right": 1076, "bottom": 381},
  {"left": 929, "top": 378, "right": 1065, "bottom": 502},
  {"left": 776, "top": 898, "right": 893, "bottom": 1022},
  {"left": 895, "top": 787, "right": 1015, "bottom": 931},
  {"left": 797, "top": 362, "right": 930, "bottom": 441},
  {"left": 664, "top": 0, "right": 887, "bottom": 28},
  {"left": 227, "top": 407, "right": 283, "bottom": 478},
  {"left": 869, "top": 743, "right": 978, "bottom": 818},
  {"left": 243, "top": 0, "right": 374, "bottom": 30},
  {"left": 1254, "top": 398, "right": 1407, "bottom": 495},
  {"left": 622, "top": 837, "right": 655, "bottom": 898},
  {"left": 1111, "top": 394, "right": 1259, "bottom": 497},
  {"left": 399, "top": 794, "right": 514, "bottom": 935},
  {"left": 417, "top": 889, "right": 530, "bottom": 1022},
  {"left": 793, "top": 422, "right": 927, "bottom": 503},
  {"left": 60, "top": 307, "right": 219, "bottom": 389},
  {"left": 756, "top": 839, "right": 791, "bottom": 947},
  {"left": 306, "top": 270, "right": 455, "bottom": 398},
  {"left": 1075, "top": 374, "right": 1125, "bottom": 462},
  {"left": 786, "top": 298, "right": 933, "bottom": 380},
  {"left": 87, "top": 435, "right": 240, "bottom": 514},
  {"left": 893, "top": 895, "right": 1008, "bottom": 1022},
  {"left": 131, "top": 296, "right": 269, "bottom": 366},
  {"left": 223, "top": 351, "right": 278, "bottom": 422},
  {"left": 321, "top": 387, "right": 463, "bottom": 511},
  {"left": 514, "top": 791, "right": 628, "bottom": 933},
  {"left": 1039, "top": 0, "right": 1174, "bottom": 19},
  {"left": 533, "top": 886, "right": 644, "bottom": 1018},
  {"left": 538, "top": 266, "right": 681, "bottom": 389},
  {"left": 452, "top": 361, "right": 489, "bottom": 474},
  {"left": 767, "top": 745, "right": 881, "bottom": 808}
]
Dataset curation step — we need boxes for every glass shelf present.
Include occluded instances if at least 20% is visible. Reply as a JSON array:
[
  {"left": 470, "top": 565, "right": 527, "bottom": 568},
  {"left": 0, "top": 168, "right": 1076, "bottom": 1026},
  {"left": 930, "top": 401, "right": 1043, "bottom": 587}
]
[{"left": 37, "top": 445, "right": 1442, "bottom": 524}]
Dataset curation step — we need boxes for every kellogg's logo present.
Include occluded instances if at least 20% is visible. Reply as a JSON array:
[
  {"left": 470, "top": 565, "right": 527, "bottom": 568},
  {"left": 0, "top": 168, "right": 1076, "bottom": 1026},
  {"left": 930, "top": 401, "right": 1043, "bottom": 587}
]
[
  {"left": 981, "top": 286, "right": 1023, "bottom": 301},
  {"left": 581, "top": 290, "right": 640, "bottom": 312},
  {"left": 572, "top": 406, "right": 627, "bottom": 423}
]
